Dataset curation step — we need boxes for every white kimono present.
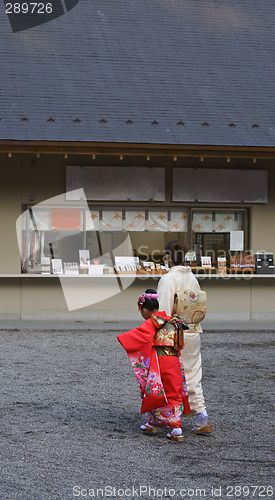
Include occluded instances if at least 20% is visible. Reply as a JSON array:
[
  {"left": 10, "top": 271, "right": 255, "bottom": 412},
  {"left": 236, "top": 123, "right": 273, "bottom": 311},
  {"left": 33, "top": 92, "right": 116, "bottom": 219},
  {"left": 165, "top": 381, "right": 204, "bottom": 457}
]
[{"left": 157, "top": 266, "right": 207, "bottom": 415}]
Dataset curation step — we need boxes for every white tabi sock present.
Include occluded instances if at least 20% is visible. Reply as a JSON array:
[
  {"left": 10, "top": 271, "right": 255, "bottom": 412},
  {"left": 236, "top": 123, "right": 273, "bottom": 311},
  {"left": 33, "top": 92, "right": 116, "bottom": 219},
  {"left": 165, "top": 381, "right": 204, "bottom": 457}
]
[{"left": 195, "top": 411, "right": 208, "bottom": 428}]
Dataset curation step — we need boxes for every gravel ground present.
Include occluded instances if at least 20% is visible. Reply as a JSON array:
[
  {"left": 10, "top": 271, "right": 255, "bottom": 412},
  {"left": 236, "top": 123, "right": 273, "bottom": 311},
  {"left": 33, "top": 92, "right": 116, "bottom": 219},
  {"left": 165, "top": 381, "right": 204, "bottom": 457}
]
[{"left": 0, "top": 329, "right": 274, "bottom": 500}]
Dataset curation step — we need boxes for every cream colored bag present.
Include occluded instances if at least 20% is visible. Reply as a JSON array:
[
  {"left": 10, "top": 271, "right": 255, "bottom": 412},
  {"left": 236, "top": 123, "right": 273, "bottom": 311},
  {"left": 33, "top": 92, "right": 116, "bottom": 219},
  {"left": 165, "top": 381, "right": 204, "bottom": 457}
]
[{"left": 172, "top": 289, "right": 207, "bottom": 325}]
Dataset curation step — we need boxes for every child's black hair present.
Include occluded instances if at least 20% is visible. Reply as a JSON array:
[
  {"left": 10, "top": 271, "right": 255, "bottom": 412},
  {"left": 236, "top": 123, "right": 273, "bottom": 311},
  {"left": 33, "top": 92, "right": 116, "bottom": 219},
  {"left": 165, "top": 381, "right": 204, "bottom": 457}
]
[{"left": 138, "top": 288, "right": 159, "bottom": 311}]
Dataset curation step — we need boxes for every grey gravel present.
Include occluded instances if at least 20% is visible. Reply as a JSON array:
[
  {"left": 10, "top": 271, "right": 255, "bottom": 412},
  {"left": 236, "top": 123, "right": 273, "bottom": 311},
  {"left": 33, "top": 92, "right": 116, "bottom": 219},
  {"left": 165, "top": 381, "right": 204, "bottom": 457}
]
[{"left": 0, "top": 328, "right": 274, "bottom": 500}]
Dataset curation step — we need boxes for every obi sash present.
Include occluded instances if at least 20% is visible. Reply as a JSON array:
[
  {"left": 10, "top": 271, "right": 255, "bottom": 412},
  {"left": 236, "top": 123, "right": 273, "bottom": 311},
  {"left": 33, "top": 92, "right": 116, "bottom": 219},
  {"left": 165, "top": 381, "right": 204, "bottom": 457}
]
[
  {"left": 151, "top": 314, "right": 189, "bottom": 351},
  {"left": 172, "top": 289, "right": 207, "bottom": 325}
]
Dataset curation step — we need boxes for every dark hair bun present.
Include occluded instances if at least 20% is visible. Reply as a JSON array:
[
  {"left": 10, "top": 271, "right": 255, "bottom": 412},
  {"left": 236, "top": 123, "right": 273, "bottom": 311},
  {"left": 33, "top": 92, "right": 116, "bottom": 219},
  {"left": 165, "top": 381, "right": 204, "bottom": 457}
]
[{"left": 168, "top": 241, "right": 188, "bottom": 265}]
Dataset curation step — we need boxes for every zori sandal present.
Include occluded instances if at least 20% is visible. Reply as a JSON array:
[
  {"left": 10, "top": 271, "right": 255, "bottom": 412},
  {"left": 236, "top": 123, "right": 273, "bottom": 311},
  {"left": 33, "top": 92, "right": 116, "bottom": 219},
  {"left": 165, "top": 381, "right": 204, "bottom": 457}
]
[
  {"left": 140, "top": 423, "right": 158, "bottom": 434},
  {"left": 192, "top": 424, "right": 212, "bottom": 435},
  {"left": 167, "top": 431, "right": 184, "bottom": 443}
]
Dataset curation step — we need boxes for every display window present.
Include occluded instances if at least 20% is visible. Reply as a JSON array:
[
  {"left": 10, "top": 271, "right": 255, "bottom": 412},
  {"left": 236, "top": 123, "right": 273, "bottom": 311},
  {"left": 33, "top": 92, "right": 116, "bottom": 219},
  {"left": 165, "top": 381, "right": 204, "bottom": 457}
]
[
  {"left": 20, "top": 207, "right": 85, "bottom": 273},
  {"left": 191, "top": 209, "right": 247, "bottom": 267},
  {"left": 19, "top": 205, "right": 249, "bottom": 274},
  {"left": 19, "top": 206, "right": 188, "bottom": 273}
]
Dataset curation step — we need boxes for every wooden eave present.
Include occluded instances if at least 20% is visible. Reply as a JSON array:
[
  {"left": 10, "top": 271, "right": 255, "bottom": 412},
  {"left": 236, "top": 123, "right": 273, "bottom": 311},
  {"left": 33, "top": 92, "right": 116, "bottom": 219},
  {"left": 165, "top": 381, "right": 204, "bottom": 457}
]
[{"left": 0, "top": 141, "right": 275, "bottom": 159}]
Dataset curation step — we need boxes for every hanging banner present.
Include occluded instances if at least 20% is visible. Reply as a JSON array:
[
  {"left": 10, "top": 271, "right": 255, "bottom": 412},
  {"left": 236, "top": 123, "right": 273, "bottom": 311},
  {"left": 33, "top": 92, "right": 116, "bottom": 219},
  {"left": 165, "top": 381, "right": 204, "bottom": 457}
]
[{"left": 125, "top": 211, "right": 146, "bottom": 231}]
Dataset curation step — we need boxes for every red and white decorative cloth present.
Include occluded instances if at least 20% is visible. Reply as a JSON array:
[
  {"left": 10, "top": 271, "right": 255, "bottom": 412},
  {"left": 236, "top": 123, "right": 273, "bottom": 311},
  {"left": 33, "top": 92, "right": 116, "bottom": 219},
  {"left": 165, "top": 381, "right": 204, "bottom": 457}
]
[{"left": 117, "top": 311, "right": 190, "bottom": 429}]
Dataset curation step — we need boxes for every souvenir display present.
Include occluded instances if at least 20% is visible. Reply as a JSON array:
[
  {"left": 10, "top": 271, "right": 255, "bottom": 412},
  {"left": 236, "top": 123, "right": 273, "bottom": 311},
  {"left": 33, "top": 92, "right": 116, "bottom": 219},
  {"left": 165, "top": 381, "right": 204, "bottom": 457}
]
[
  {"left": 79, "top": 250, "right": 90, "bottom": 268},
  {"left": 63, "top": 262, "right": 79, "bottom": 275},
  {"left": 52, "top": 259, "right": 63, "bottom": 275},
  {"left": 41, "top": 257, "right": 51, "bottom": 274},
  {"left": 255, "top": 253, "right": 274, "bottom": 274},
  {"left": 230, "top": 253, "right": 256, "bottom": 273},
  {"left": 217, "top": 257, "right": 227, "bottom": 275}
]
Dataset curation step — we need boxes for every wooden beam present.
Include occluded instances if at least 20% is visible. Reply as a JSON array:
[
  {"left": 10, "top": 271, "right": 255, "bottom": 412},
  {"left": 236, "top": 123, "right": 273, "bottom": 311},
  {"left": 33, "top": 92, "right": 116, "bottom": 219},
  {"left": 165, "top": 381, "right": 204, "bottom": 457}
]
[{"left": 0, "top": 140, "right": 274, "bottom": 159}]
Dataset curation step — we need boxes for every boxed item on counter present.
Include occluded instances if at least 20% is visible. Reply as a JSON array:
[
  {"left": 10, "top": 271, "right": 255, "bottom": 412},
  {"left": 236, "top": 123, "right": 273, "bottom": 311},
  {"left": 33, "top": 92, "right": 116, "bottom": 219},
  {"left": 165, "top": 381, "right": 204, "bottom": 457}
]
[
  {"left": 201, "top": 256, "right": 212, "bottom": 268},
  {"left": 103, "top": 266, "right": 115, "bottom": 274},
  {"left": 41, "top": 257, "right": 51, "bottom": 274},
  {"left": 217, "top": 257, "right": 227, "bottom": 275},
  {"left": 255, "top": 253, "right": 274, "bottom": 274},
  {"left": 79, "top": 249, "right": 90, "bottom": 268},
  {"left": 185, "top": 250, "right": 197, "bottom": 263},
  {"left": 89, "top": 264, "right": 105, "bottom": 275},
  {"left": 114, "top": 256, "right": 138, "bottom": 273},
  {"left": 64, "top": 262, "right": 79, "bottom": 275},
  {"left": 114, "top": 263, "right": 137, "bottom": 273},
  {"left": 52, "top": 259, "right": 63, "bottom": 275},
  {"left": 230, "top": 253, "right": 255, "bottom": 273}
]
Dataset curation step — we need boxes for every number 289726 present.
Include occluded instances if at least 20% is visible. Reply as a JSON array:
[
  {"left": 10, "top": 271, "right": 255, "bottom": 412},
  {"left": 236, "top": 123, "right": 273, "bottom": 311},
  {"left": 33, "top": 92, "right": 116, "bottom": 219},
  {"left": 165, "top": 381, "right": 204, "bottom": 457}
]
[{"left": 5, "top": 3, "right": 53, "bottom": 14}]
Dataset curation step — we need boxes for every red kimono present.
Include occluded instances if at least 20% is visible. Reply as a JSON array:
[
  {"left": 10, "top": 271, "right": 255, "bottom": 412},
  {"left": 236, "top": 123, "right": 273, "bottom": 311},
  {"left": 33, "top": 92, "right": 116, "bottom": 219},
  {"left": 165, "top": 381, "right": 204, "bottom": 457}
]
[{"left": 117, "top": 311, "right": 190, "bottom": 429}]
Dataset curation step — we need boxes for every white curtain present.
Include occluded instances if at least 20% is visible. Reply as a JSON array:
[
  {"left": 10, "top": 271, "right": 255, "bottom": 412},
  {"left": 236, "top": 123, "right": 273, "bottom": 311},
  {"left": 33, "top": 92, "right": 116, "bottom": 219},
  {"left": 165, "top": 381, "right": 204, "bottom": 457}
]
[
  {"left": 193, "top": 212, "right": 244, "bottom": 232},
  {"left": 148, "top": 211, "right": 168, "bottom": 231},
  {"left": 31, "top": 208, "right": 52, "bottom": 230},
  {"left": 85, "top": 209, "right": 189, "bottom": 232},
  {"left": 169, "top": 211, "right": 188, "bottom": 232},
  {"left": 101, "top": 211, "right": 123, "bottom": 231},
  {"left": 192, "top": 212, "right": 212, "bottom": 232},
  {"left": 86, "top": 210, "right": 100, "bottom": 230},
  {"left": 125, "top": 211, "right": 146, "bottom": 231}
]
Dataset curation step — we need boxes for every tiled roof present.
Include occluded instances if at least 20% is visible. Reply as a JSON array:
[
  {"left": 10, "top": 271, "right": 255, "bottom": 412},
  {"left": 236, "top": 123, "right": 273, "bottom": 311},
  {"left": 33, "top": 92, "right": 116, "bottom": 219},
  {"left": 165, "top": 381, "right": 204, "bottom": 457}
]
[{"left": 0, "top": 0, "right": 274, "bottom": 146}]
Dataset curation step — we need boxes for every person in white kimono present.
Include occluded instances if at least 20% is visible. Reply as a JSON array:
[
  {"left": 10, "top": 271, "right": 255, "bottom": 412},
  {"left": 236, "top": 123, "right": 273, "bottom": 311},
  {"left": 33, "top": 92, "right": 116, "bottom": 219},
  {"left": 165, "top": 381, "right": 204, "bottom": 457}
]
[{"left": 157, "top": 240, "right": 212, "bottom": 434}]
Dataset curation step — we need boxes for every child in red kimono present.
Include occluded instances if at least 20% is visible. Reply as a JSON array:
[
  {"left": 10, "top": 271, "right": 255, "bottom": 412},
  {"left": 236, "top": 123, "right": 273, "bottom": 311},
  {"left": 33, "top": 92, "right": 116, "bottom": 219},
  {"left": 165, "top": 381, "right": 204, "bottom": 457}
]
[{"left": 117, "top": 289, "right": 190, "bottom": 442}]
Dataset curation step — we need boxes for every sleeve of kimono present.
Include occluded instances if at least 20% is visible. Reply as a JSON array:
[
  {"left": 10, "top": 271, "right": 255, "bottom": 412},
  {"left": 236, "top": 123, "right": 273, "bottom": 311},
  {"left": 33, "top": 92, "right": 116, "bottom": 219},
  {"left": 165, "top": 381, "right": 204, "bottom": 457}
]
[
  {"left": 117, "top": 320, "right": 168, "bottom": 413},
  {"left": 117, "top": 319, "right": 155, "bottom": 359}
]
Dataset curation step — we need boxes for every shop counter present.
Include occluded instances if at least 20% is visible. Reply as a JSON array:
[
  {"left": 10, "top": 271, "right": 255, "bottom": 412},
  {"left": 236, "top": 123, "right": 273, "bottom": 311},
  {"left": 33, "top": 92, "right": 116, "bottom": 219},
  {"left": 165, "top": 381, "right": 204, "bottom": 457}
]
[
  {"left": 0, "top": 273, "right": 274, "bottom": 279},
  {"left": 0, "top": 273, "right": 274, "bottom": 320}
]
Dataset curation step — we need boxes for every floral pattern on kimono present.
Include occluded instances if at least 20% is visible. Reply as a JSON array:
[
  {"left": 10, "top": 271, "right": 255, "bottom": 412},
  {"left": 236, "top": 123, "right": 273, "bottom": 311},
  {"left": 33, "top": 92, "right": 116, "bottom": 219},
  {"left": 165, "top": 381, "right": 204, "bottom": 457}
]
[
  {"left": 117, "top": 311, "right": 190, "bottom": 418},
  {"left": 127, "top": 342, "right": 167, "bottom": 413},
  {"left": 146, "top": 402, "right": 184, "bottom": 429}
]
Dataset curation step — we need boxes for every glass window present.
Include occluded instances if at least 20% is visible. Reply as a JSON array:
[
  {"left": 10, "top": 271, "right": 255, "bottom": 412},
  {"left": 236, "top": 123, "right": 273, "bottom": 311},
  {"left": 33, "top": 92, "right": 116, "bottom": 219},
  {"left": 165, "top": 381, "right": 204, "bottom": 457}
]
[
  {"left": 19, "top": 206, "right": 85, "bottom": 273},
  {"left": 192, "top": 209, "right": 246, "bottom": 265},
  {"left": 19, "top": 205, "right": 250, "bottom": 273},
  {"left": 19, "top": 206, "right": 188, "bottom": 273}
]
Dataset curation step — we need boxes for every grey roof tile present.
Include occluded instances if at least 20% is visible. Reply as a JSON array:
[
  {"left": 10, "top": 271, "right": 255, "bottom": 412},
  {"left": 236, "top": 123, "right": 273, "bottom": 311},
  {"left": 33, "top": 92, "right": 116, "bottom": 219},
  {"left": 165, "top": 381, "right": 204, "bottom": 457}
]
[{"left": 0, "top": 0, "right": 274, "bottom": 145}]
